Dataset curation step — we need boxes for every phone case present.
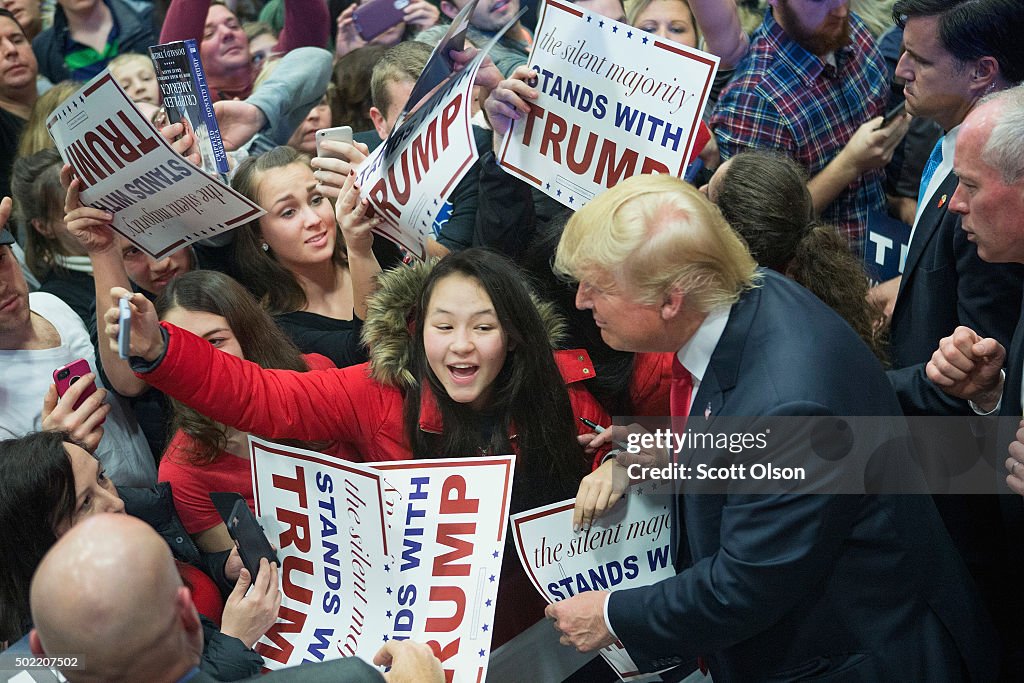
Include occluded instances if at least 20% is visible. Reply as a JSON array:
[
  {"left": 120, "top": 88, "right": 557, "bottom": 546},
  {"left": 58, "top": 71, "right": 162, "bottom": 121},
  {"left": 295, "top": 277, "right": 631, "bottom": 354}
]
[
  {"left": 227, "top": 499, "right": 279, "bottom": 578},
  {"left": 352, "top": 0, "right": 408, "bottom": 41},
  {"left": 53, "top": 359, "right": 97, "bottom": 411},
  {"left": 315, "top": 126, "right": 353, "bottom": 157},
  {"left": 117, "top": 298, "right": 132, "bottom": 360}
]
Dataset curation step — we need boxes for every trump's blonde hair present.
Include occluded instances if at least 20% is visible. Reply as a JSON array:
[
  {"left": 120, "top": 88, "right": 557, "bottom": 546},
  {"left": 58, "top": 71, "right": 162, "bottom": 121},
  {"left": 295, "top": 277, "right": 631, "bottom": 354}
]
[{"left": 554, "top": 175, "right": 758, "bottom": 313}]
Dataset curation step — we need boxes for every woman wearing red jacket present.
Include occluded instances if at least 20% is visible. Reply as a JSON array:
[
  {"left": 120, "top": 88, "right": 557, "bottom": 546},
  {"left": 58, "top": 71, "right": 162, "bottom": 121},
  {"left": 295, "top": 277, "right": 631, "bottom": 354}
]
[{"left": 105, "top": 248, "right": 612, "bottom": 646}]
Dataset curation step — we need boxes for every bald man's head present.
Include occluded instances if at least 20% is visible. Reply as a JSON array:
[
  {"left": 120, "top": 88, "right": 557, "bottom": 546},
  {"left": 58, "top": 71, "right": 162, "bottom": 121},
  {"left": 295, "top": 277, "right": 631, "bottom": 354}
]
[{"left": 29, "top": 514, "right": 204, "bottom": 683}]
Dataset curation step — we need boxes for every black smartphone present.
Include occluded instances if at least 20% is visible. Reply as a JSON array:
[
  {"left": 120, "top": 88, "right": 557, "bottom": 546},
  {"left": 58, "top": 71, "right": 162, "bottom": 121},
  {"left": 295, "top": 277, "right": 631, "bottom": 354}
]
[
  {"left": 877, "top": 100, "right": 907, "bottom": 130},
  {"left": 212, "top": 492, "right": 279, "bottom": 578}
]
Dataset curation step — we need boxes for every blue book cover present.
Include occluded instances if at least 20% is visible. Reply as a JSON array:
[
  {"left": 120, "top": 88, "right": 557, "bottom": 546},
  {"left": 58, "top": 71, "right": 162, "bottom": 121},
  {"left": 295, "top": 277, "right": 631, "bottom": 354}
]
[{"left": 149, "top": 39, "right": 230, "bottom": 177}]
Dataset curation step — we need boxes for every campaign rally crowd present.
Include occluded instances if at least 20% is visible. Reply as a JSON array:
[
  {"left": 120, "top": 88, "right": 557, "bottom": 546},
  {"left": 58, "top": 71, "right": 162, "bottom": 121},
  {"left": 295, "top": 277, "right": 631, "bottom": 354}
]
[{"left": 2, "top": 0, "right": 1024, "bottom": 680}]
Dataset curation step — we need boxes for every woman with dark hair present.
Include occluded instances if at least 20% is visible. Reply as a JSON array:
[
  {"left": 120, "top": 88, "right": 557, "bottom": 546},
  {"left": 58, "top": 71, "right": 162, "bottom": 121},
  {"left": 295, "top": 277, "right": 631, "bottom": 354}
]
[
  {"left": 708, "top": 151, "right": 889, "bottom": 360},
  {"left": 0, "top": 431, "right": 278, "bottom": 679},
  {"left": 98, "top": 247, "right": 611, "bottom": 647},
  {"left": 229, "top": 145, "right": 400, "bottom": 368},
  {"left": 153, "top": 270, "right": 338, "bottom": 553}
]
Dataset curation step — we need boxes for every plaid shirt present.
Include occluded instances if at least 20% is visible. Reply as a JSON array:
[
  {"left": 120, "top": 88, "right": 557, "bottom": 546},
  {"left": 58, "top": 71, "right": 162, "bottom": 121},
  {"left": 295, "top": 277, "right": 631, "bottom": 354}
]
[{"left": 711, "top": 10, "right": 888, "bottom": 249}]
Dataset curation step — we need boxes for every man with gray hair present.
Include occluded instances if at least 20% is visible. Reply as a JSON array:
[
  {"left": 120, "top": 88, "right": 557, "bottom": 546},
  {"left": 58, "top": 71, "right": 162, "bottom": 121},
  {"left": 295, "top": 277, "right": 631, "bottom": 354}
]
[{"left": 926, "top": 83, "right": 1024, "bottom": 674}]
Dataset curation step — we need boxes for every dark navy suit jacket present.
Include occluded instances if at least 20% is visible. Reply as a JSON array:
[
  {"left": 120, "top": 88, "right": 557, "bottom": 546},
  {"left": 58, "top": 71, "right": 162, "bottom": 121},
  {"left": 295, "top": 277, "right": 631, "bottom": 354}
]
[
  {"left": 606, "top": 271, "right": 996, "bottom": 682},
  {"left": 888, "top": 170, "right": 1024, "bottom": 415}
]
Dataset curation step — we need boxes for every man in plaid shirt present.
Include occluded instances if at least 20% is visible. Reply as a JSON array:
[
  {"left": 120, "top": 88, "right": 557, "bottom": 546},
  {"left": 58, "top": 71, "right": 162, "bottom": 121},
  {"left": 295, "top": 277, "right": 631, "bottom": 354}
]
[{"left": 712, "top": 0, "right": 909, "bottom": 252}]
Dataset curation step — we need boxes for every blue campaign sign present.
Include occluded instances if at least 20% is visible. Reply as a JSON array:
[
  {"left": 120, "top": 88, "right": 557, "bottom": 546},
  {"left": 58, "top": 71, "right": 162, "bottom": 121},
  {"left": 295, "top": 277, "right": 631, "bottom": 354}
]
[{"left": 863, "top": 210, "right": 911, "bottom": 285}]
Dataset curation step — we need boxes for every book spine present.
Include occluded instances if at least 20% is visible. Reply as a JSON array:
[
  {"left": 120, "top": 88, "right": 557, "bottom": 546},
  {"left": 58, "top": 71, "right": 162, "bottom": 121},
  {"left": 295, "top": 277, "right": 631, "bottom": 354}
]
[{"left": 185, "top": 38, "right": 230, "bottom": 175}]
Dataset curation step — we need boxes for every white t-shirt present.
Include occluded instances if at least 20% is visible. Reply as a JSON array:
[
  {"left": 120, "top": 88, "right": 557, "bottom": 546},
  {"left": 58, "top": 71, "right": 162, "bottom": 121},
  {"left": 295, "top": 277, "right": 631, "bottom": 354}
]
[{"left": 0, "top": 292, "right": 157, "bottom": 487}]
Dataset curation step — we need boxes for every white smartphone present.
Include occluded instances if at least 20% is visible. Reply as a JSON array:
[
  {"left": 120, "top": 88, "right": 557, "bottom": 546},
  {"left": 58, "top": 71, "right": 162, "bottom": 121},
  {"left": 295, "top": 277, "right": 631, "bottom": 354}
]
[
  {"left": 315, "top": 125, "right": 354, "bottom": 158},
  {"left": 117, "top": 297, "right": 131, "bottom": 360}
]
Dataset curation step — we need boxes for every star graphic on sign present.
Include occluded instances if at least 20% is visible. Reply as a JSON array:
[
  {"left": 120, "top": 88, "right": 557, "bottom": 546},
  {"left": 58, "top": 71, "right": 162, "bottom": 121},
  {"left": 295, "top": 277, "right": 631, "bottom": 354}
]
[
  {"left": 598, "top": 20, "right": 604, "bottom": 27},
  {"left": 384, "top": 564, "right": 390, "bottom": 572},
  {"left": 556, "top": 188, "right": 562, "bottom": 196},
  {"left": 485, "top": 598, "right": 493, "bottom": 607},
  {"left": 627, "top": 30, "right": 633, "bottom": 38},
  {"left": 611, "top": 25, "right": 618, "bottom": 33},
  {"left": 386, "top": 611, "right": 392, "bottom": 618},
  {"left": 545, "top": 182, "right": 551, "bottom": 190},
  {"left": 642, "top": 36, "right": 649, "bottom": 44},
  {"left": 383, "top": 635, "right": 389, "bottom": 641},
  {"left": 482, "top": 624, "right": 489, "bottom": 632},
  {"left": 586, "top": 15, "right": 591, "bottom": 22},
  {"left": 492, "top": 550, "right": 499, "bottom": 558},
  {"left": 489, "top": 574, "right": 496, "bottom": 582},
  {"left": 568, "top": 196, "right": 574, "bottom": 204},
  {"left": 386, "top": 587, "right": 393, "bottom": 594},
  {"left": 479, "top": 649, "right": 486, "bottom": 657}
]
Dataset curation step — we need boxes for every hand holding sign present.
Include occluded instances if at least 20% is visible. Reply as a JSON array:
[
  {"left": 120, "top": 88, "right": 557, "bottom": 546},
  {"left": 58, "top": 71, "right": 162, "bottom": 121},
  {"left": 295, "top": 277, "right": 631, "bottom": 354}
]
[
  {"left": 336, "top": 172, "right": 379, "bottom": 255},
  {"left": 545, "top": 590, "right": 615, "bottom": 652},
  {"left": 484, "top": 66, "right": 539, "bottom": 137},
  {"left": 62, "top": 164, "right": 118, "bottom": 255},
  {"left": 575, "top": 459, "right": 632, "bottom": 532},
  {"left": 374, "top": 640, "right": 444, "bottom": 683}
]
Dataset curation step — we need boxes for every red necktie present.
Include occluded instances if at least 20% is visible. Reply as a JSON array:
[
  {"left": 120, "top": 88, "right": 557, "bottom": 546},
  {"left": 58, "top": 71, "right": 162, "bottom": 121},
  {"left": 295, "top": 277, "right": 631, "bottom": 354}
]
[
  {"left": 671, "top": 357, "right": 706, "bottom": 675},
  {"left": 671, "top": 356, "right": 694, "bottom": 425}
]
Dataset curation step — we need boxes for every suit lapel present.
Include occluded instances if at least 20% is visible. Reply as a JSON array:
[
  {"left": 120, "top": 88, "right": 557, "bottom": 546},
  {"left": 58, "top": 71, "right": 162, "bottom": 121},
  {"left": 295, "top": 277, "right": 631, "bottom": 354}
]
[
  {"left": 673, "top": 286, "right": 759, "bottom": 570},
  {"left": 898, "top": 171, "right": 960, "bottom": 300}
]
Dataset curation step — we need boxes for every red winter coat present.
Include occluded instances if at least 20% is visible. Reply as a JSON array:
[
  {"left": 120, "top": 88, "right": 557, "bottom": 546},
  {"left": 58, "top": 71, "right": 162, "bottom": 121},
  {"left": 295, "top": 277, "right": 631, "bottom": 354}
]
[{"left": 142, "top": 322, "right": 612, "bottom": 469}]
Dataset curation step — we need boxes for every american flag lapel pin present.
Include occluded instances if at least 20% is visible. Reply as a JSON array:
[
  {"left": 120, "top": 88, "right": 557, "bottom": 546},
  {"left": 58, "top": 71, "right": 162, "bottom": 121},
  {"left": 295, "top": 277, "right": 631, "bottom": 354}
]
[{"left": 937, "top": 194, "right": 948, "bottom": 208}]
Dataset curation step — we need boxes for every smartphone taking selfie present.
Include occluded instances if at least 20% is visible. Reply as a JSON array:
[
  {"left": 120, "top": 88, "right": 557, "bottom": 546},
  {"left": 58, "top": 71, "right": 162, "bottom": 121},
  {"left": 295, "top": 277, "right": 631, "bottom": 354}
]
[
  {"left": 53, "top": 358, "right": 98, "bottom": 411},
  {"left": 315, "top": 125, "right": 354, "bottom": 158},
  {"left": 117, "top": 297, "right": 132, "bottom": 360}
]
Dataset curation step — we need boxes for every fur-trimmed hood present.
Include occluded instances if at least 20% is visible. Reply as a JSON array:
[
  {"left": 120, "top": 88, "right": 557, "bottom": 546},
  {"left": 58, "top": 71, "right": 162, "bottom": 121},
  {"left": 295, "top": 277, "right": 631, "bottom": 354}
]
[{"left": 361, "top": 259, "right": 567, "bottom": 390}]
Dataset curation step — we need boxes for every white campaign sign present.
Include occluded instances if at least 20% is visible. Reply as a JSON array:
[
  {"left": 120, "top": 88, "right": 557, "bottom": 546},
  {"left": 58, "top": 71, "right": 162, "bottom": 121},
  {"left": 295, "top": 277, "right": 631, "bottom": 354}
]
[
  {"left": 355, "top": 11, "right": 521, "bottom": 260},
  {"left": 46, "top": 70, "right": 264, "bottom": 259},
  {"left": 510, "top": 481, "right": 677, "bottom": 681},
  {"left": 498, "top": 0, "right": 718, "bottom": 209},
  {"left": 249, "top": 438, "right": 515, "bottom": 682}
]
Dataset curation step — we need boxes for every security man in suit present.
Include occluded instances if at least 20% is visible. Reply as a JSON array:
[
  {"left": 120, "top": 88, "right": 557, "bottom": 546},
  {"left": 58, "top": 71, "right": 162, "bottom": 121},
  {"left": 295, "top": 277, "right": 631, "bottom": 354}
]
[{"left": 883, "top": 0, "right": 1024, "bottom": 416}]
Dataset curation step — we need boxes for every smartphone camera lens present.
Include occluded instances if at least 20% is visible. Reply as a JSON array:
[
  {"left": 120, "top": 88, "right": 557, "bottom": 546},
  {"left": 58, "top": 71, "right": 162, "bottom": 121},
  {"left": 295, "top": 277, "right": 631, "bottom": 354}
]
[{"left": 56, "top": 369, "right": 70, "bottom": 380}]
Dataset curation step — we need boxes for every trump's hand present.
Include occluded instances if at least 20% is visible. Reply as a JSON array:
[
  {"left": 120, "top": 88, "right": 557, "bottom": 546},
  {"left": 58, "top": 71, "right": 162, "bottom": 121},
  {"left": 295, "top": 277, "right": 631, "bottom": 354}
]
[{"left": 545, "top": 591, "right": 615, "bottom": 652}]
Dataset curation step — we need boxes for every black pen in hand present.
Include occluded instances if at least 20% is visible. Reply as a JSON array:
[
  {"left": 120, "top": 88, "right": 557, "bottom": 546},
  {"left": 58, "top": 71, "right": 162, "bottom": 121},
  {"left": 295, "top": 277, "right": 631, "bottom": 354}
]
[{"left": 578, "top": 417, "right": 631, "bottom": 451}]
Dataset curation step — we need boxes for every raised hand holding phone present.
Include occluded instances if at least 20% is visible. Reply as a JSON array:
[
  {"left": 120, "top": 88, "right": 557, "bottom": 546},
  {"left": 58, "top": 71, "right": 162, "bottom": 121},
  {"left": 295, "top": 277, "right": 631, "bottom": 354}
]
[
  {"left": 42, "top": 366, "right": 110, "bottom": 452},
  {"left": 104, "top": 288, "right": 165, "bottom": 362},
  {"left": 53, "top": 359, "right": 98, "bottom": 410},
  {"left": 117, "top": 297, "right": 132, "bottom": 360}
]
